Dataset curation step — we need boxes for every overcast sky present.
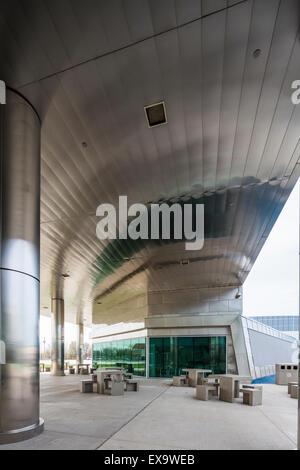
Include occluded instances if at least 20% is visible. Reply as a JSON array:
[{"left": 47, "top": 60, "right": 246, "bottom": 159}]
[
  {"left": 40, "top": 319, "right": 90, "bottom": 348},
  {"left": 243, "top": 179, "right": 299, "bottom": 317}
]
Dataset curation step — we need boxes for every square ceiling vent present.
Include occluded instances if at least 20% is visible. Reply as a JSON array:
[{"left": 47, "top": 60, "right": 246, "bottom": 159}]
[{"left": 144, "top": 101, "right": 167, "bottom": 128}]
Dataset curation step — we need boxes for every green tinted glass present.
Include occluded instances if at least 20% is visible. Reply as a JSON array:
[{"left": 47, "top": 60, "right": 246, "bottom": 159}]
[
  {"left": 149, "top": 336, "right": 226, "bottom": 378},
  {"left": 92, "top": 337, "right": 146, "bottom": 376}
]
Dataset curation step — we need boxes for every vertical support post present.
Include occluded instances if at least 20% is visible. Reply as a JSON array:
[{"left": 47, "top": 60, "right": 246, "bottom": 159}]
[
  {"left": 51, "top": 298, "right": 65, "bottom": 376},
  {"left": 0, "top": 88, "right": 44, "bottom": 443},
  {"left": 298, "top": 186, "right": 300, "bottom": 450},
  {"left": 77, "top": 322, "right": 84, "bottom": 365}
]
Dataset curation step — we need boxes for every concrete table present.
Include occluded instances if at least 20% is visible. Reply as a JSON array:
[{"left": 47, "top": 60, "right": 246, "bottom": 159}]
[
  {"left": 95, "top": 370, "right": 124, "bottom": 394},
  {"left": 182, "top": 369, "right": 212, "bottom": 387},
  {"left": 76, "top": 363, "right": 90, "bottom": 375},
  {"left": 209, "top": 374, "right": 252, "bottom": 403}
]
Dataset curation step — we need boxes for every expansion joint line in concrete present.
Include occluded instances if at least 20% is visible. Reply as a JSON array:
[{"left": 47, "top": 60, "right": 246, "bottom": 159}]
[
  {"left": 257, "top": 407, "right": 297, "bottom": 448},
  {"left": 96, "top": 384, "right": 170, "bottom": 450}
]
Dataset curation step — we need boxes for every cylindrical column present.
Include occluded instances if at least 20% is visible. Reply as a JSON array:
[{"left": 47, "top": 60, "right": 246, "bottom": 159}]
[
  {"left": 0, "top": 88, "right": 44, "bottom": 443},
  {"left": 298, "top": 186, "right": 300, "bottom": 451},
  {"left": 51, "top": 298, "right": 65, "bottom": 376},
  {"left": 298, "top": 333, "right": 300, "bottom": 450},
  {"left": 76, "top": 323, "right": 84, "bottom": 365}
]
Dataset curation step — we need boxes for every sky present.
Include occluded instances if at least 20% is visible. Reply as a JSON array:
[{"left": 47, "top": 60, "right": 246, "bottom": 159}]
[
  {"left": 40, "top": 318, "right": 91, "bottom": 349},
  {"left": 40, "top": 179, "right": 299, "bottom": 344},
  {"left": 243, "top": 179, "right": 299, "bottom": 317}
]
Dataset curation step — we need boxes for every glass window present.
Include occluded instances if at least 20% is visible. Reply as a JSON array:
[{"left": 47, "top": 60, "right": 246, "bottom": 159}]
[
  {"left": 93, "top": 337, "right": 146, "bottom": 376},
  {"left": 178, "top": 337, "right": 194, "bottom": 374},
  {"left": 149, "top": 336, "right": 226, "bottom": 378},
  {"left": 149, "top": 337, "right": 164, "bottom": 378}
]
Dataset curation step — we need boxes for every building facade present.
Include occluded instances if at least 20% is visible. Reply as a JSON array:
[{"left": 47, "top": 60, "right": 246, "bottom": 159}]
[
  {"left": 250, "top": 315, "right": 299, "bottom": 340},
  {"left": 92, "top": 285, "right": 297, "bottom": 381}
]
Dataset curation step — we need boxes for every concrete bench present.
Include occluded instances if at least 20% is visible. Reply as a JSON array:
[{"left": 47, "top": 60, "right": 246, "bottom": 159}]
[
  {"left": 204, "top": 379, "right": 219, "bottom": 396},
  {"left": 80, "top": 380, "right": 94, "bottom": 393},
  {"left": 125, "top": 380, "right": 139, "bottom": 392},
  {"left": 240, "top": 387, "right": 262, "bottom": 406},
  {"left": 196, "top": 384, "right": 217, "bottom": 401},
  {"left": 173, "top": 376, "right": 188, "bottom": 387},
  {"left": 288, "top": 382, "right": 298, "bottom": 394},
  {"left": 123, "top": 373, "right": 133, "bottom": 380},
  {"left": 240, "top": 384, "right": 263, "bottom": 392},
  {"left": 291, "top": 384, "right": 298, "bottom": 399},
  {"left": 103, "top": 379, "right": 124, "bottom": 396}
]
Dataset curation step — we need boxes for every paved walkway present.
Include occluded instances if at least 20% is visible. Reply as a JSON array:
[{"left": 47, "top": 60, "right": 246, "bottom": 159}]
[{"left": 0, "top": 374, "right": 297, "bottom": 450}]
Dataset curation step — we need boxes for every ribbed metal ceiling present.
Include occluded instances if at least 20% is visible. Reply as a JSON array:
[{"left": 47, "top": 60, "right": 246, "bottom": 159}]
[{"left": 0, "top": 0, "right": 299, "bottom": 324}]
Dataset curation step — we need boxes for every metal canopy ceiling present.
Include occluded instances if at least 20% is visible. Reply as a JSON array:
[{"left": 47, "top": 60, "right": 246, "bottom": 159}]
[{"left": 0, "top": 0, "right": 299, "bottom": 325}]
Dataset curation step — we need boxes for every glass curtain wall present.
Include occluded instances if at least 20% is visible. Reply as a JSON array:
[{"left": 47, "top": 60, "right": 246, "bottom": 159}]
[
  {"left": 149, "top": 336, "right": 226, "bottom": 378},
  {"left": 93, "top": 337, "right": 146, "bottom": 376}
]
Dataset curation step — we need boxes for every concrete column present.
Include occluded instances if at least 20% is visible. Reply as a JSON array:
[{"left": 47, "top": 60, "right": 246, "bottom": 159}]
[
  {"left": 51, "top": 298, "right": 65, "bottom": 376},
  {"left": 76, "top": 323, "right": 84, "bottom": 365},
  {"left": 0, "top": 88, "right": 44, "bottom": 443}
]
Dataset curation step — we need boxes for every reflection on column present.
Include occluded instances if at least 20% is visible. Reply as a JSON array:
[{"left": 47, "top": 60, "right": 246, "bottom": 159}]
[
  {"left": 77, "top": 323, "right": 84, "bottom": 365},
  {"left": 0, "top": 88, "right": 44, "bottom": 443},
  {"left": 51, "top": 298, "right": 65, "bottom": 376}
]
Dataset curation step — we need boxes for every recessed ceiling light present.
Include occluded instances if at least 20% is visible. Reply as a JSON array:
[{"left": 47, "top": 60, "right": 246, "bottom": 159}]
[
  {"left": 144, "top": 101, "right": 167, "bottom": 128},
  {"left": 253, "top": 49, "right": 261, "bottom": 58}
]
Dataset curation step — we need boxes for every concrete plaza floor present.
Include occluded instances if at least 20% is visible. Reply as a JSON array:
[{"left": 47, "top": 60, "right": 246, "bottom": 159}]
[{"left": 0, "top": 374, "right": 297, "bottom": 450}]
